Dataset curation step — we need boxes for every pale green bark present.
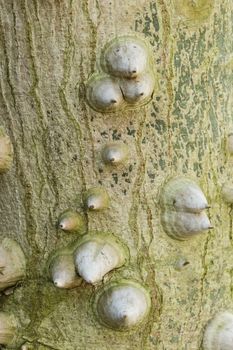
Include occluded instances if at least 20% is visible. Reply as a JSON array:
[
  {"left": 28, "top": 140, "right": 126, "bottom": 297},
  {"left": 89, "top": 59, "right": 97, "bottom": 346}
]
[{"left": 0, "top": 0, "right": 232, "bottom": 349}]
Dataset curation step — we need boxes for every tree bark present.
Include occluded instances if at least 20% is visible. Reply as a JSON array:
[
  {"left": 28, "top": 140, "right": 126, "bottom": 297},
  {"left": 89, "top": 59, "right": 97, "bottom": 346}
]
[{"left": 0, "top": 0, "right": 232, "bottom": 349}]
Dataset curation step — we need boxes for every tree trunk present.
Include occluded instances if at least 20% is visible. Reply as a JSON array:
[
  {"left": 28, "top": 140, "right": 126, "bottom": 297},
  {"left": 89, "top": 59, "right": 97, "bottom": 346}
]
[{"left": 0, "top": 0, "right": 232, "bottom": 349}]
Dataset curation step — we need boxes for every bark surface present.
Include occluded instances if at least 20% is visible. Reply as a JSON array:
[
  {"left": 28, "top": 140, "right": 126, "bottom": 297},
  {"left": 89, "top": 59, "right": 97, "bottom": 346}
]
[{"left": 0, "top": 0, "right": 232, "bottom": 349}]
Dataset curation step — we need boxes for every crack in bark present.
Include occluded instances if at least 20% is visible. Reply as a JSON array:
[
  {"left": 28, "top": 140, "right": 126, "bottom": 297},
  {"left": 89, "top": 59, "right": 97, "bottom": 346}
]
[
  {"left": 156, "top": 0, "right": 174, "bottom": 171},
  {"left": 128, "top": 110, "right": 147, "bottom": 261},
  {"left": 58, "top": 1, "right": 87, "bottom": 191},
  {"left": 22, "top": 0, "right": 60, "bottom": 253},
  {"left": 81, "top": 0, "right": 98, "bottom": 72}
]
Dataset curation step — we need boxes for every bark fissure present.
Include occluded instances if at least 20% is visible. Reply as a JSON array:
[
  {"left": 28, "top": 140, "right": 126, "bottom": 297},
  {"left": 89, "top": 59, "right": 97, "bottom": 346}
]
[{"left": 157, "top": 0, "right": 174, "bottom": 170}]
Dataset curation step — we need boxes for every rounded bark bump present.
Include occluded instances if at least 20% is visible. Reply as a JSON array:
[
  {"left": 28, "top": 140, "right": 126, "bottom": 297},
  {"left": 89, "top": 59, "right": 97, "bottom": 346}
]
[
  {"left": 58, "top": 210, "right": 86, "bottom": 234},
  {"left": 203, "top": 311, "right": 233, "bottom": 350},
  {"left": 74, "top": 232, "right": 129, "bottom": 284},
  {"left": 119, "top": 71, "right": 155, "bottom": 105},
  {"left": 94, "top": 280, "right": 151, "bottom": 330},
  {"left": 160, "top": 177, "right": 212, "bottom": 240},
  {"left": 0, "top": 238, "right": 26, "bottom": 292},
  {"left": 83, "top": 186, "right": 110, "bottom": 211},
  {"left": 160, "top": 177, "right": 209, "bottom": 213},
  {"left": 161, "top": 211, "right": 212, "bottom": 240},
  {"left": 101, "top": 36, "right": 150, "bottom": 79},
  {"left": 49, "top": 250, "right": 82, "bottom": 289},
  {"left": 0, "top": 127, "right": 13, "bottom": 174},
  {"left": 101, "top": 142, "right": 129, "bottom": 166},
  {"left": 173, "top": 0, "right": 214, "bottom": 25},
  {"left": 86, "top": 74, "right": 124, "bottom": 113},
  {"left": 222, "top": 182, "right": 233, "bottom": 204},
  {"left": 174, "top": 257, "right": 190, "bottom": 271}
]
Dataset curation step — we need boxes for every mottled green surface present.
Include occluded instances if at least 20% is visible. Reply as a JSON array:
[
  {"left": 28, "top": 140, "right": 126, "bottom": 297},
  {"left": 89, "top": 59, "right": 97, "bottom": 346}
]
[{"left": 0, "top": 0, "right": 232, "bottom": 349}]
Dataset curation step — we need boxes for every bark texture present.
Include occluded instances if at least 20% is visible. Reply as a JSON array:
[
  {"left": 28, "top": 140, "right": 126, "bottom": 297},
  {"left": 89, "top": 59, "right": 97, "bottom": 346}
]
[{"left": 0, "top": 0, "right": 232, "bottom": 349}]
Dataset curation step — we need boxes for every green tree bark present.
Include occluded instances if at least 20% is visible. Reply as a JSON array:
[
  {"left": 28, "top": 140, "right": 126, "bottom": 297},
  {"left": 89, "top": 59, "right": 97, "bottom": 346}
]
[{"left": 0, "top": 0, "right": 232, "bottom": 349}]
